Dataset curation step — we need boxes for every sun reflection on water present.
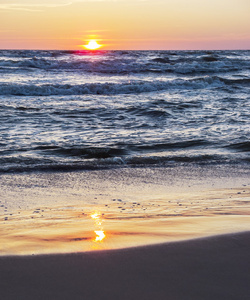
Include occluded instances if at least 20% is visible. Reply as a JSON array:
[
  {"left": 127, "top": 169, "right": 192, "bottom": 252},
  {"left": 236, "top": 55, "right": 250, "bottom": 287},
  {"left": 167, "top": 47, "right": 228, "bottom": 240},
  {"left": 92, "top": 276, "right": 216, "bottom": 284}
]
[
  {"left": 91, "top": 211, "right": 106, "bottom": 243},
  {"left": 94, "top": 230, "right": 106, "bottom": 242}
]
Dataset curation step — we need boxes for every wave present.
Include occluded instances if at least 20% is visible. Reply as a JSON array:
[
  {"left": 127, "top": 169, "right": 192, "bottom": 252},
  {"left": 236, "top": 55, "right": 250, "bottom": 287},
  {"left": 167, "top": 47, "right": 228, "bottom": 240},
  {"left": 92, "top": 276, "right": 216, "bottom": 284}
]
[
  {"left": 130, "top": 140, "right": 211, "bottom": 151},
  {"left": 1, "top": 137, "right": 249, "bottom": 173},
  {"left": 34, "top": 140, "right": 212, "bottom": 158},
  {"left": 0, "top": 140, "right": 210, "bottom": 160},
  {"left": 35, "top": 146, "right": 128, "bottom": 158},
  {"left": 0, "top": 153, "right": 247, "bottom": 174},
  {"left": 219, "top": 78, "right": 250, "bottom": 85},
  {"left": 0, "top": 51, "right": 249, "bottom": 75},
  {"left": 225, "top": 142, "right": 250, "bottom": 152},
  {"left": 0, "top": 76, "right": 233, "bottom": 96}
]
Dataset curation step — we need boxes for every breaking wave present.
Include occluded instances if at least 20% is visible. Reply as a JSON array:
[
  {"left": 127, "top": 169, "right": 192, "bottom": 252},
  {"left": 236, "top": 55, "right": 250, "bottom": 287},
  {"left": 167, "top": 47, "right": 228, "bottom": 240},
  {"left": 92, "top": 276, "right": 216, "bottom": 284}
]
[
  {"left": 0, "top": 76, "right": 236, "bottom": 96},
  {"left": 0, "top": 50, "right": 250, "bottom": 75}
]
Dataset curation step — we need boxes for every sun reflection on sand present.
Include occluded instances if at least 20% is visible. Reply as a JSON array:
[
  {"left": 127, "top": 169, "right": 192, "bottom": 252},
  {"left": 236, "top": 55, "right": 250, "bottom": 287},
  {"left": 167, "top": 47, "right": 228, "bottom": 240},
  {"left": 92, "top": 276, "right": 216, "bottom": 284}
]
[
  {"left": 91, "top": 211, "right": 106, "bottom": 243},
  {"left": 94, "top": 230, "right": 106, "bottom": 242}
]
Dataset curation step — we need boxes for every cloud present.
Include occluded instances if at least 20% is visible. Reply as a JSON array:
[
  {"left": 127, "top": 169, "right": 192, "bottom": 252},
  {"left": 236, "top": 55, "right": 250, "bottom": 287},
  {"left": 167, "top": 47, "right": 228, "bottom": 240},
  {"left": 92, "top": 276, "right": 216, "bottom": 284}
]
[
  {"left": 0, "top": 1, "right": 73, "bottom": 11},
  {"left": 0, "top": 0, "right": 148, "bottom": 11}
]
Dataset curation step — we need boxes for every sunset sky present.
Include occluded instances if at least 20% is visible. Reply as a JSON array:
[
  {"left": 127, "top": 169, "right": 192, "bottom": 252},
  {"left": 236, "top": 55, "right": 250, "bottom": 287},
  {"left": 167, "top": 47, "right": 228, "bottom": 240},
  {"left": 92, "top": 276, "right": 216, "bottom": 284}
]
[{"left": 1, "top": 0, "right": 250, "bottom": 50}]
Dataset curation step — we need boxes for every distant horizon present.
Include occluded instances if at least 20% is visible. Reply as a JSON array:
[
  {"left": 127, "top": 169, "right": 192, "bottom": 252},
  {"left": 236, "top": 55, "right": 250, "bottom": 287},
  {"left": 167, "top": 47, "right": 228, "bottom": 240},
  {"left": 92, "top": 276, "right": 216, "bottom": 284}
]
[{"left": 1, "top": 48, "right": 250, "bottom": 51}]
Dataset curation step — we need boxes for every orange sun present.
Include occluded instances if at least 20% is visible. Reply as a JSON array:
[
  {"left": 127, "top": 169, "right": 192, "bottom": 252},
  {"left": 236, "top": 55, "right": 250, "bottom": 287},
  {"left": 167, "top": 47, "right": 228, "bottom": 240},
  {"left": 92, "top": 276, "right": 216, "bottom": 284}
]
[{"left": 84, "top": 40, "right": 102, "bottom": 50}]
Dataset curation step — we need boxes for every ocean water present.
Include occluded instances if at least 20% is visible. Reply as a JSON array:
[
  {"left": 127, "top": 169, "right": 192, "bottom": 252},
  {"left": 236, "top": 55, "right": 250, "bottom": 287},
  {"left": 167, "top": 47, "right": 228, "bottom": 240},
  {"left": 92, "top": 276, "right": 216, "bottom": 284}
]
[{"left": 0, "top": 50, "right": 249, "bottom": 173}]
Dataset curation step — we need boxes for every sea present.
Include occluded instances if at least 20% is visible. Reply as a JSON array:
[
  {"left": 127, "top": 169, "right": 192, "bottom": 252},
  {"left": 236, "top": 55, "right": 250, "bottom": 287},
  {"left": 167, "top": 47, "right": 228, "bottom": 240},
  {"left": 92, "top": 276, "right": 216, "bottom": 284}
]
[{"left": 0, "top": 49, "right": 249, "bottom": 173}]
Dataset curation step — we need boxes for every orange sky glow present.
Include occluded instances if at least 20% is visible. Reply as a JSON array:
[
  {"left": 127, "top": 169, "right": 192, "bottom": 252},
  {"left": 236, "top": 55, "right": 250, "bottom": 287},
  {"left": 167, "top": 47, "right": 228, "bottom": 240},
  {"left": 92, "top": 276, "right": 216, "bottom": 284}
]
[{"left": 0, "top": 0, "right": 250, "bottom": 50}]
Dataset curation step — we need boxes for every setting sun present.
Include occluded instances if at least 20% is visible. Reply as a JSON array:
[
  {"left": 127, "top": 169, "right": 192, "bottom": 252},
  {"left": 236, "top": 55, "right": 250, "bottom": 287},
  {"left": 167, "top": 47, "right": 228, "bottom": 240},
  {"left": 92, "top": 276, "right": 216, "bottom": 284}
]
[{"left": 84, "top": 40, "right": 102, "bottom": 50}]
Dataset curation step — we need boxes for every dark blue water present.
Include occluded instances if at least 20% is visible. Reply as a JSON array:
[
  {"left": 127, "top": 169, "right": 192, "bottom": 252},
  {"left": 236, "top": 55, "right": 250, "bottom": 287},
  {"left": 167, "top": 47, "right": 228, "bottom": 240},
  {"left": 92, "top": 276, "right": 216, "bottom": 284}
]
[{"left": 0, "top": 50, "right": 249, "bottom": 173}]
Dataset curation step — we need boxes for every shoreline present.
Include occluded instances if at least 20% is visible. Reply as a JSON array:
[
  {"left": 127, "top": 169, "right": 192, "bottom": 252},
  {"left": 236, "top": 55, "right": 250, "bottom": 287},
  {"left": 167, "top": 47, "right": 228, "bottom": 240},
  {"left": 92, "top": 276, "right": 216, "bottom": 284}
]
[{"left": 1, "top": 231, "right": 250, "bottom": 300}]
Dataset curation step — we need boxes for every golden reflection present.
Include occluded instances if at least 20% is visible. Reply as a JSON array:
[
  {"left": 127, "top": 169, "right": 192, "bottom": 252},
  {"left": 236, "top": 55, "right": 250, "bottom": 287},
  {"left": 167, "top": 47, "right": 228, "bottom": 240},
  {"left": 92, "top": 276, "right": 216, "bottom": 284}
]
[
  {"left": 94, "top": 230, "right": 106, "bottom": 242},
  {"left": 91, "top": 211, "right": 106, "bottom": 243},
  {"left": 91, "top": 212, "right": 99, "bottom": 220}
]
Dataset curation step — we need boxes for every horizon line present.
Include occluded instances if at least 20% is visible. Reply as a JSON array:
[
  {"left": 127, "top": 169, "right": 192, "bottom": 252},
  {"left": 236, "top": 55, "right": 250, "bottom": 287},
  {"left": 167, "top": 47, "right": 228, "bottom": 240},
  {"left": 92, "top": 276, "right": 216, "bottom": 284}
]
[{"left": 0, "top": 48, "right": 250, "bottom": 51}]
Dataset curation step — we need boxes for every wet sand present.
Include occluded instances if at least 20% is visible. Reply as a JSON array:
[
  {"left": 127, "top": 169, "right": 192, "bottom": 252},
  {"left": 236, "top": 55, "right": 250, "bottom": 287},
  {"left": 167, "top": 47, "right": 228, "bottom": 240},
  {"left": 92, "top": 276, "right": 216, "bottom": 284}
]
[
  {"left": 1, "top": 231, "right": 250, "bottom": 300},
  {"left": 1, "top": 167, "right": 250, "bottom": 255}
]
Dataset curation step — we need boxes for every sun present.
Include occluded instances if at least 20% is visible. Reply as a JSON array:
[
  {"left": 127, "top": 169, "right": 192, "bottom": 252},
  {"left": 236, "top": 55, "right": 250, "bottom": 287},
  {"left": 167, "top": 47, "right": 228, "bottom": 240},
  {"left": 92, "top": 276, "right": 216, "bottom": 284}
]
[{"left": 84, "top": 40, "right": 102, "bottom": 50}]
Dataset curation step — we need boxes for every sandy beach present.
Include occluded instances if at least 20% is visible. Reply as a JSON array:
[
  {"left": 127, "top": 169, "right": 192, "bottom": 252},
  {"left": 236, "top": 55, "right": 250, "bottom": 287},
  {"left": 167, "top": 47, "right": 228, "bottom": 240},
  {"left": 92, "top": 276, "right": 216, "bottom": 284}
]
[
  {"left": 1, "top": 231, "right": 250, "bottom": 300},
  {"left": 1, "top": 167, "right": 250, "bottom": 255},
  {"left": 1, "top": 166, "right": 250, "bottom": 299}
]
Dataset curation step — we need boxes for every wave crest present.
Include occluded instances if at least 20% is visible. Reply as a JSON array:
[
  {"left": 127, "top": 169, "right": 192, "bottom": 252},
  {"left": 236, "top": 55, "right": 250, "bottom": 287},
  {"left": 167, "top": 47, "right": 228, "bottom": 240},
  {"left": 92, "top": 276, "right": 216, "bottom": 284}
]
[{"left": 0, "top": 77, "right": 230, "bottom": 96}]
